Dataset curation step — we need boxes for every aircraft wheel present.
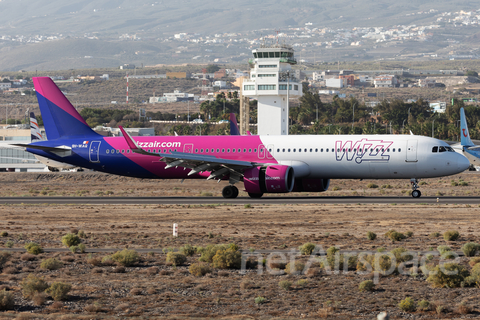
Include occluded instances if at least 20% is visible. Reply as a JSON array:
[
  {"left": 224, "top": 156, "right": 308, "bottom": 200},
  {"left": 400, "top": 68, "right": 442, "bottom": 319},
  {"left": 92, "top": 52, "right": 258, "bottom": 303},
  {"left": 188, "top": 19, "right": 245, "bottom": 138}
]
[
  {"left": 411, "top": 190, "right": 421, "bottom": 198},
  {"left": 222, "top": 186, "right": 238, "bottom": 199},
  {"left": 248, "top": 192, "right": 263, "bottom": 199},
  {"left": 232, "top": 186, "right": 239, "bottom": 198}
]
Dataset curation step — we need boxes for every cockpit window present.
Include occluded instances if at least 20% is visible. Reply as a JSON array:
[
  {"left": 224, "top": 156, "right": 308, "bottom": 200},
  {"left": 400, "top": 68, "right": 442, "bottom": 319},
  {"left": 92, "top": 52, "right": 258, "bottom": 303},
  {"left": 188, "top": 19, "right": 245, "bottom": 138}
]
[
  {"left": 446, "top": 146, "right": 455, "bottom": 152},
  {"left": 432, "top": 146, "right": 438, "bottom": 152},
  {"left": 439, "top": 146, "right": 446, "bottom": 152}
]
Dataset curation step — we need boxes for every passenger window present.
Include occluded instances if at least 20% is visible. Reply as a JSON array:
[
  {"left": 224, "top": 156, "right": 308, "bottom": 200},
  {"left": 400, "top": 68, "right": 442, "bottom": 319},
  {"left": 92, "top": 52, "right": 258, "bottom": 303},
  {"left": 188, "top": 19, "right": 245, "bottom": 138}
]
[
  {"left": 243, "top": 149, "right": 246, "bottom": 152},
  {"left": 381, "top": 149, "right": 384, "bottom": 152},
  {"left": 121, "top": 150, "right": 125, "bottom": 153},
  {"left": 195, "top": 149, "right": 198, "bottom": 153},
  {"left": 376, "top": 148, "right": 379, "bottom": 152},
  {"left": 248, "top": 149, "right": 252, "bottom": 152},
  {"left": 127, "top": 150, "right": 130, "bottom": 153},
  {"left": 387, "top": 148, "right": 390, "bottom": 152},
  {"left": 106, "top": 149, "right": 109, "bottom": 154},
  {"left": 232, "top": 149, "right": 235, "bottom": 153},
  {"left": 288, "top": 149, "right": 291, "bottom": 152},
  {"left": 398, "top": 148, "right": 401, "bottom": 152},
  {"left": 116, "top": 150, "right": 119, "bottom": 153},
  {"left": 298, "top": 149, "right": 301, "bottom": 152},
  {"left": 393, "top": 148, "right": 395, "bottom": 152},
  {"left": 304, "top": 149, "right": 307, "bottom": 152},
  {"left": 282, "top": 149, "right": 285, "bottom": 152},
  {"left": 432, "top": 146, "right": 438, "bottom": 152},
  {"left": 254, "top": 149, "right": 257, "bottom": 152},
  {"left": 370, "top": 148, "right": 373, "bottom": 153},
  {"left": 310, "top": 149, "right": 312, "bottom": 152},
  {"left": 222, "top": 149, "right": 225, "bottom": 153},
  {"left": 277, "top": 149, "right": 280, "bottom": 152},
  {"left": 348, "top": 149, "right": 351, "bottom": 152},
  {"left": 216, "top": 149, "right": 220, "bottom": 153},
  {"left": 293, "top": 149, "right": 296, "bottom": 152},
  {"left": 326, "top": 148, "right": 329, "bottom": 152},
  {"left": 439, "top": 146, "right": 446, "bottom": 152},
  {"left": 211, "top": 149, "right": 214, "bottom": 153},
  {"left": 227, "top": 149, "right": 230, "bottom": 153},
  {"left": 321, "top": 149, "right": 323, "bottom": 152},
  {"left": 201, "top": 149, "right": 204, "bottom": 153}
]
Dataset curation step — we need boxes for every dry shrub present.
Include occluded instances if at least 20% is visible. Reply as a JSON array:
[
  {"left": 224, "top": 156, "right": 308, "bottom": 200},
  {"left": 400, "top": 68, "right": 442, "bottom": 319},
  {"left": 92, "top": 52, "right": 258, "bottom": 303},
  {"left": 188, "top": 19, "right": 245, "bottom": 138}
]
[
  {"left": 32, "top": 292, "right": 47, "bottom": 306},
  {"left": 24, "top": 242, "right": 43, "bottom": 255},
  {"left": 20, "top": 253, "right": 36, "bottom": 261},
  {"left": 212, "top": 247, "right": 241, "bottom": 269},
  {"left": 111, "top": 249, "right": 139, "bottom": 267},
  {"left": 20, "top": 274, "right": 49, "bottom": 300},
  {"left": 166, "top": 252, "right": 187, "bottom": 266},
  {"left": 443, "top": 230, "right": 460, "bottom": 241},
  {"left": 2, "top": 267, "right": 17, "bottom": 274},
  {"left": 285, "top": 261, "right": 305, "bottom": 275},
  {"left": 91, "top": 268, "right": 103, "bottom": 274},
  {"left": 84, "top": 304, "right": 103, "bottom": 313},
  {"left": 130, "top": 288, "right": 142, "bottom": 295},
  {"left": 61, "top": 256, "right": 75, "bottom": 263},
  {"left": 0, "top": 252, "right": 11, "bottom": 270},
  {"left": 87, "top": 256, "right": 102, "bottom": 266},
  {"left": 218, "top": 271, "right": 229, "bottom": 277},
  {"left": 146, "top": 288, "right": 157, "bottom": 295},
  {"left": 40, "top": 258, "right": 63, "bottom": 270},
  {"left": 306, "top": 268, "right": 322, "bottom": 278},
  {"left": 112, "top": 266, "right": 125, "bottom": 273},
  {"left": 146, "top": 266, "right": 159, "bottom": 276},
  {"left": 114, "top": 303, "right": 130, "bottom": 311},
  {"left": 240, "top": 280, "right": 252, "bottom": 290},
  {"left": 159, "top": 270, "right": 170, "bottom": 276},
  {"left": 426, "top": 263, "right": 469, "bottom": 288},
  {"left": 48, "top": 301, "right": 63, "bottom": 310},
  {"left": 46, "top": 282, "right": 72, "bottom": 301},
  {"left": 469, "top": 257, "right": 480, "bottom": 267},
  {"left": 0, "top": 289, "right": 14, "bottom": 310},
  {"left": 456, "top": 302, "right": 471, "bottom": 315},
  {"left": 267, "top": 261, "right": 287, "bottom": 269},
  {"left": 189, "top": 262, "right": 211, "bottom": 277},
  {"left": 61, "top": 233, "right": 81, "bottom": 247},
  {"left": 70, "top": 228, "right": 79, "bottom": 234}
]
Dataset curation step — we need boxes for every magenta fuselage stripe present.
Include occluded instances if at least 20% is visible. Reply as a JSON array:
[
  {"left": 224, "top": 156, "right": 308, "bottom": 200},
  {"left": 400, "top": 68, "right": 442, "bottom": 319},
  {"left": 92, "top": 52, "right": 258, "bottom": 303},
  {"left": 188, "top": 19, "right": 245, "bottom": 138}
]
[
  {"left": 104, "top": 135, "right": 277, "bottom": 177},
  {"left": 33, "top": 77, "right": 89, "bottom": 126}
]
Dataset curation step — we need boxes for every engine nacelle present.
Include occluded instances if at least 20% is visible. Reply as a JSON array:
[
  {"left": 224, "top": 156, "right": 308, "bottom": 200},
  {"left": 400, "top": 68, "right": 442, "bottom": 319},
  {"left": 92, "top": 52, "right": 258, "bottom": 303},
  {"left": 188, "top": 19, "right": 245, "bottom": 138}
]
[
  {"left": 292, "top": 178, "right": 330, "bottom": 192},
  {"left": 244, "top": 165, "right": 295, "bottom": 194}
]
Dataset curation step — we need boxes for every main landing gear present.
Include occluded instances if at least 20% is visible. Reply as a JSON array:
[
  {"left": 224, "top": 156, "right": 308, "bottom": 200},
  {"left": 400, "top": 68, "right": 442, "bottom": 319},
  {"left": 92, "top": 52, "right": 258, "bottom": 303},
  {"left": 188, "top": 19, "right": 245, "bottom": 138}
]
[
  {"left": 410, "top": 178, "right": 422, "bottom": 198},
  {"left": 222, "top": 185, "right": 239, "bottom": 199}
]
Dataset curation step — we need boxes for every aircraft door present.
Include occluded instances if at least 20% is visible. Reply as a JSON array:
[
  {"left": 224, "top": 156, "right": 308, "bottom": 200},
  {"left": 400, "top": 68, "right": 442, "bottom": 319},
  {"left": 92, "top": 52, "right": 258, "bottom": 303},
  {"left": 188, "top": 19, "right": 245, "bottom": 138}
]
[
  {"left": 258, "top": 144, "right": 265, "bottom": 159},
  {"left": 183, "top": 143, "right": 194, "bottom": 153},
  {"left": 89, "top": 141, "right": 101, "bottom": 163},
  {"left": 406, "top": 140, "right": 418, "bottom": 162}
]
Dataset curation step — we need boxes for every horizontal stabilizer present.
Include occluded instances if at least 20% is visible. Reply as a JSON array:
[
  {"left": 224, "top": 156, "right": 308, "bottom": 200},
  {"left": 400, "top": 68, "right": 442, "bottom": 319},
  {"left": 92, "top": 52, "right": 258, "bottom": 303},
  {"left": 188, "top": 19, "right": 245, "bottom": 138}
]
[
  {"left": 118, "top": 126, "right": 161, "bottom": 157},
  {"left": 12, "top": 144, "right": 72, "bottom": 157}
]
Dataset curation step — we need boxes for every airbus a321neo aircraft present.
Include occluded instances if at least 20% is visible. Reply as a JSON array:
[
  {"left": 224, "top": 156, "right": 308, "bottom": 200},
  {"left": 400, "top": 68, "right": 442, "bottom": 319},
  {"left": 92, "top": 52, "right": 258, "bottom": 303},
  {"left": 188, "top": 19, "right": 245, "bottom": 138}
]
[{"left": 17, "top": 77, "right": 470, "bottom": 199}]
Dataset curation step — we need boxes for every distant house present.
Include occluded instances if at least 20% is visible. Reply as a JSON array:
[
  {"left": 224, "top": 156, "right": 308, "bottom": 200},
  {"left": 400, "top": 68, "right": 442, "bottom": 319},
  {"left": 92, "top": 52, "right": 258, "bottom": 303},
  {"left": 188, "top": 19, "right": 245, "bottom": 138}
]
[
  {"left": 166, "top": 72, "right": 189, "bottom": 79},
  {"left": 374, "top": 75, "right": 398, "bottom": 88},
  {"left": 0, "top": 83, "right": 12, "bottom": 90}
]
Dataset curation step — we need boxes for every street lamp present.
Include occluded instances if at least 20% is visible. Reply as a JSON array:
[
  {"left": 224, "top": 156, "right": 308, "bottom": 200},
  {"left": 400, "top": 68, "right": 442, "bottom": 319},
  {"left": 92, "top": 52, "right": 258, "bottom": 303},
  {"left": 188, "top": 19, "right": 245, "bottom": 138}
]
[
  {"left": 402, "top": 119, "right": 406, "bottom": 133},
  {"left": 432, "top": 118, "right": 435, "bottom": 138}
]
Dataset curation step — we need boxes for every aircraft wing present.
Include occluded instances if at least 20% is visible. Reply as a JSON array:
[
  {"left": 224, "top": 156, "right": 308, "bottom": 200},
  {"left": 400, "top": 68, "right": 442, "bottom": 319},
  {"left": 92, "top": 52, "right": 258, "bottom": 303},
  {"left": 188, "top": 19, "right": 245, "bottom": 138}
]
[
  {"left": 119, "top": 126, "right": 259, "bottom": 184},
  {"left": 157, "top": 151, "right": 254, "bottom": 183},
  {"left": 467, "top": 145, "right": 480, "bottom": 150}
]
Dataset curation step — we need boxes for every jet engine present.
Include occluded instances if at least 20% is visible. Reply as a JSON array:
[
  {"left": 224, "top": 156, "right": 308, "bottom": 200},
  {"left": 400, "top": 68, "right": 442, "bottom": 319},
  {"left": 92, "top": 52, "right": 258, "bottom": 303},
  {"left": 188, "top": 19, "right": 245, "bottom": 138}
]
[{"left": 243, "top": 165, "right": 295, "bottom": 196}]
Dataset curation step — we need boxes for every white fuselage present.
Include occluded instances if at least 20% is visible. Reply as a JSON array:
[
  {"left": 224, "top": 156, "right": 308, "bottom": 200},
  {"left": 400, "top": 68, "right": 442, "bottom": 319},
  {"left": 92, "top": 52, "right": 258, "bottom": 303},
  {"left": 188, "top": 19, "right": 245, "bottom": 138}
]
[{"left": 260, "top": 134, "right": 469, "bottom": 179}]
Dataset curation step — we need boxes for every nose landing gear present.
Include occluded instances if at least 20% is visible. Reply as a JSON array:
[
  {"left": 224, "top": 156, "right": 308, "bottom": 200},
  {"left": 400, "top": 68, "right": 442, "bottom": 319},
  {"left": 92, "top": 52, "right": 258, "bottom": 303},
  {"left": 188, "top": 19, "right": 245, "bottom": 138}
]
[
  {"left": 410, "top": 178, "right": 422, "bottom": 198},
  {"left": 222, "top": 185, "right": 239, "bottom": 199}
]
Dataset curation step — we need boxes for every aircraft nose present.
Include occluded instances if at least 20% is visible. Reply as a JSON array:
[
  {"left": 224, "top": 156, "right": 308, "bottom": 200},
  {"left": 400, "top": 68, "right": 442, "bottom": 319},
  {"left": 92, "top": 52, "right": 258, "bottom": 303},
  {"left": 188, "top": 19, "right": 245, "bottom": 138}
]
[{"left": 457, "top": 154, "right": 470, "bottom": 172}]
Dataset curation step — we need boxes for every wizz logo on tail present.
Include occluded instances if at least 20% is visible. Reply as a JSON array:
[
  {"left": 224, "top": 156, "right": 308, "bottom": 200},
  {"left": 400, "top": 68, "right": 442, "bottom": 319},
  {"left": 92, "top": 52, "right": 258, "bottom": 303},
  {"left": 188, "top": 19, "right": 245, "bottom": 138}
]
[{"left": 335, "top": 139, "right": 394, "bottom": 164}]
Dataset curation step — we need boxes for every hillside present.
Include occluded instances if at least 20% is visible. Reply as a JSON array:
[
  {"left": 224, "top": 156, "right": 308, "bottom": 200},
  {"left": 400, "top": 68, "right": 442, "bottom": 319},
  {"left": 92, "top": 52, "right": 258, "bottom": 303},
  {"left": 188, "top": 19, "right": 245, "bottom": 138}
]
[{"left": 0, "top": 0, "right": 473, "bottom": 35}]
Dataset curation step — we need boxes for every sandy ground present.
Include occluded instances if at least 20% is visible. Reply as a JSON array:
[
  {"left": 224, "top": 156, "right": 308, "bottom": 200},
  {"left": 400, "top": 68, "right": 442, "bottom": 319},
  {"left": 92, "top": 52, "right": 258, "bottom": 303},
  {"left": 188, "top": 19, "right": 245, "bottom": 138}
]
[{"left": 0, "top": 172, "right": 479, "bottom": 319}]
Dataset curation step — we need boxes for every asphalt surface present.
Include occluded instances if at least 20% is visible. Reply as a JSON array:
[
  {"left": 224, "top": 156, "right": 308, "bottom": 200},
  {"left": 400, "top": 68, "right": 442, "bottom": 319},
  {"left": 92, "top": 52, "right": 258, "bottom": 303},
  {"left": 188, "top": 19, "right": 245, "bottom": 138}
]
[{"left": 0, "top": 196, "right": 479, "bottom": 205}]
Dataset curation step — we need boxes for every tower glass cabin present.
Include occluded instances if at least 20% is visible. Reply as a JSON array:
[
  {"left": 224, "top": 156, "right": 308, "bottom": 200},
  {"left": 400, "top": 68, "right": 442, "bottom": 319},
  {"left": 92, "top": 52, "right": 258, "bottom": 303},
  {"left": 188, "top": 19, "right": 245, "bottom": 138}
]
[{"left": 243, "top": 44, "right": 302, "bottom": 135}]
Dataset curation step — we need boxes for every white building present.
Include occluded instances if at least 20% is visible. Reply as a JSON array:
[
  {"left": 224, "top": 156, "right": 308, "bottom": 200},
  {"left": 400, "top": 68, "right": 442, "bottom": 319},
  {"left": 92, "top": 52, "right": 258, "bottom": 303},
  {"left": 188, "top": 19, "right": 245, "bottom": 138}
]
[
  {"left": 242, "top": 44, "right": 302, "bottom": 135},
  {"left": 0, "top": 83, "right": 11, "bottom": 90},
  {"left": 374, "top": 75, "right": 398, "bottom": 88},
  {"left": 325, "top": 78, "right": 344, "bottom": 88},
  {"left": 213, "top": 81, "right": 227, "bottom": 89},
  {"left": 150, "top": 90, "right": 198, "bottom": 103}
]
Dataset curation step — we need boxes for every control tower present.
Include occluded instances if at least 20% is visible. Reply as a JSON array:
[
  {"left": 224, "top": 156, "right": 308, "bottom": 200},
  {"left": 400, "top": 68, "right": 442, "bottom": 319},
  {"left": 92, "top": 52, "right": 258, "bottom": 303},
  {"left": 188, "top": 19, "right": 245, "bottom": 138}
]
[{"left": 242, "top": 44, "right": 302, "bottom": 135}]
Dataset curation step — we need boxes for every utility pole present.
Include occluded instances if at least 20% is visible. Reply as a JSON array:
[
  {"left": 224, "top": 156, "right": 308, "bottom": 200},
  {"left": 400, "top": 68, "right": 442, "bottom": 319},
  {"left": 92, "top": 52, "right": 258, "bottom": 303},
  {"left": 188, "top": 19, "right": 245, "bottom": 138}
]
[
  {"left": 188, "top": 101, "right": 190, "bottom": 122},
  {"left": 352, "top": 102, "right": 356, "bottom": 132}
]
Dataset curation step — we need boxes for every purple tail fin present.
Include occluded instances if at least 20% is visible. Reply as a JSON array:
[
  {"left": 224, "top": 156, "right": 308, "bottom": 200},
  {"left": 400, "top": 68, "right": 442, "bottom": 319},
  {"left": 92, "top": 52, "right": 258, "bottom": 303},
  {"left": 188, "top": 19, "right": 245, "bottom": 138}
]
[
  {"left": 229, "top": 113, "right": 240, "bottom": 135},
  {"left": 33, "top": 77, "right": 99, "bottom": 140}
]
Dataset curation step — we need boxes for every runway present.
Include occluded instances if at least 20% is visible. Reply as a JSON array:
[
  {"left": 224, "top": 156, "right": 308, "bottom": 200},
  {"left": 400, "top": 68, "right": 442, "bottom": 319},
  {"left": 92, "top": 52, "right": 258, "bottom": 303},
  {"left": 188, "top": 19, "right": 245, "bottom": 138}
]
[{"left": 1, "top": 196, "right": 480, "bottom": 205}]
